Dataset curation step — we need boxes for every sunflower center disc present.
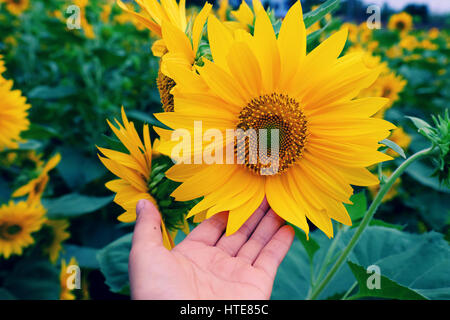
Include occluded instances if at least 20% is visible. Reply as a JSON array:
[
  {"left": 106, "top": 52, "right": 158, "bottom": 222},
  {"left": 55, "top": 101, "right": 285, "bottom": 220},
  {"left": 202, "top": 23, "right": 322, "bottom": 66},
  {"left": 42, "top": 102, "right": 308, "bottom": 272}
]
[
  {"left": 236, "top": 93, "right": 308, "bottom": 175},
  {"left": 156, "top": 67, "right": 176, "bottom": 112}
]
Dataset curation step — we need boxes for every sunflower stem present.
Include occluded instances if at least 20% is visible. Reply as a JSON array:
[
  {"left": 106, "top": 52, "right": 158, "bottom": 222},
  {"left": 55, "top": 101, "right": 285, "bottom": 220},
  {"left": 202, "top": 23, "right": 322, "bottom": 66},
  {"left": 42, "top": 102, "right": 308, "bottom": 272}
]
[{"left": 308, "top": 146, "right": 435, "bottom": 300}]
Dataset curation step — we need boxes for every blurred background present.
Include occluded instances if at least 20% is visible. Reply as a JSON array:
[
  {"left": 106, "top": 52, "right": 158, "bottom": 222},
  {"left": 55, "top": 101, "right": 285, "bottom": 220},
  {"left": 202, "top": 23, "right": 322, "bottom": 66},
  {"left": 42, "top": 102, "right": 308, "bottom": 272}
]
[{"left": 0, "top": 0, "right": 448, "bottom": 300}]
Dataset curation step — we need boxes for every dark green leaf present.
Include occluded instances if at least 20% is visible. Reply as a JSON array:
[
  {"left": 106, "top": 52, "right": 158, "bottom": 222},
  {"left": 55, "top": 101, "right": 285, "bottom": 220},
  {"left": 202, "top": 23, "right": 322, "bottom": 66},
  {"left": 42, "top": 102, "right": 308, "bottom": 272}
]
[
  {"left": 28, "top": 85, "right": 77, "bottom": 100},
  {"left": 380, "top": 139, "right": 406, "bottom": 158},
  {"left": 97, "top": 233, "right": 132, "bottom": 293},
  {"left": 347, "top": 261, "right": 427, "bottom": 300},
  {"left": 43, "top": 193, "right": 113, "bottom": 219},
  {"left": 126, "top": 110, "right": 171, "bottom": 130},
  {"left": 345, "top": 192, "right": 367, "bottom": 221},
  {"left": 303, "top": 0, "right": 340, "bottom": 28}
]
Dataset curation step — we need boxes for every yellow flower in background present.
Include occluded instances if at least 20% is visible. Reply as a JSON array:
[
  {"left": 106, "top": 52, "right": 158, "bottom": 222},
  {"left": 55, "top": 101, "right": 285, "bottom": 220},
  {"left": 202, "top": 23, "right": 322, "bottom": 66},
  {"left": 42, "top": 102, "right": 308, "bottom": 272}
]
[
  {"left": 12, "top": 153, "right": 61, "bottom": 203},
  {"left": 0, "top": 57, "right": 30, "bottom": 150},
  {"left": 369, "top": 170, "right": 401, "bottom": 202},
  {"left": 399, "top": 34, "right": 420, "bottom": 51},
  {"left": 386, "top": 127, "right": 412, "bottom": 157},
  {"left": 0, "top": 201, "right": 46, "bottom": 259},
  {"left": 388, "top": 12, "right": 413, "bottom": 33},
  {"left": 341, "top": 22, "right": 358, "bottom": 43},
  {"left": 420, "top": 39, "right": 437, "bottom": 50},
  {"left": 217, "top": 0, "right": 229, "bottom": 21},
  {"left": 97, "top": 107, "right": 174, "bottom": 249},
  {"left": 74, "top": 0, "right": 95, "bottom": 39},
  {"left": 60, "top": 257, "right": 78, "bottom": 300},
  {"left": 428, "top": 27, "right": 439, "bottom": 40},
  {"left": 44, "top": 219, "right": 71, "bottom": 264},
  {"left": 0, "top": 0, "right": 29, "bottom": 15},
  {"left": 359, "top": 71, "right": 406, "bottom": 116},
  {"left": 385, "top": 45, "right": 403, "bottom": 58},
  {"left": 155, "top": 2, "right": 395, "bottom": 238}
]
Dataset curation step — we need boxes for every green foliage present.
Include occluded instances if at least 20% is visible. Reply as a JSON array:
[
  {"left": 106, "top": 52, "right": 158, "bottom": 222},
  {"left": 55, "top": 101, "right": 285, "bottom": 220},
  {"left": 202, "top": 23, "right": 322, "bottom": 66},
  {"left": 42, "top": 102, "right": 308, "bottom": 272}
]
[{"left": 97, "top": 233, "right": 132, "bottom": 294}]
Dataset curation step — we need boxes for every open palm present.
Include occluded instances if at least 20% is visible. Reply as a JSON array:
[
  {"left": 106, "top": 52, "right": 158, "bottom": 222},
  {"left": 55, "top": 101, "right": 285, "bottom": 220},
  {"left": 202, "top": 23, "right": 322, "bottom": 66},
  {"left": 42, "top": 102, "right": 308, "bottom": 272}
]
[{"left": 129, "top": 199, "right": 294, "bottom": 300}]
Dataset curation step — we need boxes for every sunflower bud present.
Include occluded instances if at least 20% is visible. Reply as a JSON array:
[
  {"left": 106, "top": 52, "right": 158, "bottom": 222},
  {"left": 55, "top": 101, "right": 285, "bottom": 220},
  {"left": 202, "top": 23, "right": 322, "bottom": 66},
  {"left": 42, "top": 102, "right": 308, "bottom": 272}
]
[{"left": 408, "top": 110, "right": 450, "bottom": 186}]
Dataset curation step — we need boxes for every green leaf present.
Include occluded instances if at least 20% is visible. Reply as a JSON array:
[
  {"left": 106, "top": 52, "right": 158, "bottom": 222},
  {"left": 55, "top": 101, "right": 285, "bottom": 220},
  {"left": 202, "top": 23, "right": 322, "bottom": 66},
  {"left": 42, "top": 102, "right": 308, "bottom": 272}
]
[
  {"left": 22, "top": 124, "right": 59, "bottom": 140},
  {"left": 306, "top": 21, "right": 331, "bottom": 44},
  {"left": 4, "top": 259, "right": 60, "bottom": 299},
  {"left": 380, "top": 138, "right": 406, "bottom": 159},
  {"left": 0, "top": 288, "right": 16, "bottom": 300},
  {"left": 126, "top": 110, "right": 171, "bottom": 130},
  {"left": 345, "top": 192, "right": 367, "bottom": 221},
  {"left": 28, "top": 85, "right": 77, "bottom": 100},
  {"left": 61, "top": 244, "right": 99, "bottom": 269},
  {"left": 43, "top": 193, "right": 113, "bottom": 219},
  {"left": 293, "top": 225, "right": 320, "bottom": 262},
  {"left": 57, "top": 146, "right": 106, "bottom": 190},
  {"left": 303, "top": 0, "right": 340, "bottom": 28},
  {"left": 343, "top": 227, "right": 450, "bottom": 300},
  {"left": 97, "top": 233, "right": 132, "bottom": 293},
  {"left": 405, "top": 159, "right": 450, "bottom": 193},
  {"left": 347, "top": 261, "right": 427, "bottom": 300}
]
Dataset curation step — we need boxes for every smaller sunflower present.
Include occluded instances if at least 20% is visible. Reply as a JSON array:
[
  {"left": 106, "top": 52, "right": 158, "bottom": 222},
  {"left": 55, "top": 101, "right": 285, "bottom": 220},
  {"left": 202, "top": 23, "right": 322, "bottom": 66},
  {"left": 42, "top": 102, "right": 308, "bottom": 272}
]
[
  {"left": 98, "top": 107, "right": 174, "bottom": 249},
  {"left": 0, "top": 200, "right": 46, "bottom": 259},
  {"left": 60, "top": 257, "right": 78, "bottom": 300},
  {"left": 43, "top": 219, "right": 71, "bottom": 264},
  {"left": 0, "top": 0, "right": 29, "bottom": 15},
  {"left": 359, "top": 71, "right": 406, "bottom": 116},
  {"left": 388, "top": 12, "right": 413, "bottom": 33},
  {"left": 13, "top": 153, "right": 61, "bottom": 203}
]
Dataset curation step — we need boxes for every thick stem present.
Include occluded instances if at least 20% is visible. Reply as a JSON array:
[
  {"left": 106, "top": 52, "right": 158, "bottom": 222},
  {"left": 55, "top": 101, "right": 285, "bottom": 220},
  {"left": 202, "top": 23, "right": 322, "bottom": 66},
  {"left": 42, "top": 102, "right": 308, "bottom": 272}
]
[{"left": 308, "top": 147, "right": 434, "bottom": 300}]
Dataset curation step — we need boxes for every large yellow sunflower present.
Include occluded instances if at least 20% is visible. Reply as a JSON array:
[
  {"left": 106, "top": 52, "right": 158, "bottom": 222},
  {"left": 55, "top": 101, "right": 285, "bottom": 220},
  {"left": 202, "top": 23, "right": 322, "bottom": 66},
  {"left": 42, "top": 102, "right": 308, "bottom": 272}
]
[
  {"left": 154, "top": 1, "right": 395, "bottom": 238},
  {"left": 13, "top": 153, "right": 61, "bottom": 203},
  {"left": 0, "top": 201, "right": 46, "bottom": 259},
  {"left": 0, "top": 56, "right": 31, "bottom": 150},
  {"left": 0, "top": 0, "right": 29, "bottom": 15},
  {"left": 43, "top": 219, "right": 71, "bottom": 264},
  {"left": 97, "top": 107, "right": 174, "bottom": 249},
  {"left": 388, "top": 12, "right": 413, "bottom": 33}
]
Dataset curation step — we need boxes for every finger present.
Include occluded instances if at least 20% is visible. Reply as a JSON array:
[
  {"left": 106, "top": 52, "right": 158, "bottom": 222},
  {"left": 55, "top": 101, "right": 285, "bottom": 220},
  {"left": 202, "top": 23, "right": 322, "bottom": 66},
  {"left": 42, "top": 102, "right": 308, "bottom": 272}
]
[
  {"left": 253, "top": 225, "right": 295, "bottom": 279},
  {"left": 236, "top": 208, "right": 285, "bottom": 264},
  {"left": 184, "top": 211, "right": 228, "bottom": 246},
  {"left": 132, "top": 199, "right": 163, "bottom": 249},
  {"left": 215, "top": 198, "right": 269, "bottom": 256}
]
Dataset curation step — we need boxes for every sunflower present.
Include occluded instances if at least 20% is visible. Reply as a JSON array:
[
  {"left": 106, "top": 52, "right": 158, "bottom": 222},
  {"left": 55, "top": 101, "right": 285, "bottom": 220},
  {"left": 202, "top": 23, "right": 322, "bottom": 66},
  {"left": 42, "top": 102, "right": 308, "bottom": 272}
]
[
  {"left": 388, "top": 12, "right": 413, "bottom": 33},
  {"left": 359, "top": 71, "right": 406, "bottom": 116},
  {"left": 154, "top": 2, "right": 395, "bottom": 238},
  {"left": 13, "top": 153, "right": 61, "bottom": 203},
  {"left": 0, "top": 57, "right": 31, "bottom": 150},
  {"left": 386, "top": 127, "right": 411, "bottom": 157},
  {"left": 60, "top": 257, "right": 78, "bottom": 300},
  {"left": 43, "top": 219, "right": 71, "bottom": 264},
  {"left": 97, "top": 107, "right": 174, "bottom": 249},
  {"left": 0, "top": 0, "right": 29, "bottom": 15},
  {"left": 399, "top": 35, "right": 420, "bottom": 51},
  {"left": 157, "top": 3, "right": 212, "bottom": 112},
  {"left": 0, "top": 201, "right": 46, "bottom": 259}
]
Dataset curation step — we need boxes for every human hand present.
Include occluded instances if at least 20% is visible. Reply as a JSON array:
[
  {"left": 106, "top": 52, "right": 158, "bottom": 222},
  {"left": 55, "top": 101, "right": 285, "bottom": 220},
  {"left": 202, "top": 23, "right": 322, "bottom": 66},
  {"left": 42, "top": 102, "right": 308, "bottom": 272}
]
[{"left": 129, "top": 198, "right": 295, "bottom": 300}]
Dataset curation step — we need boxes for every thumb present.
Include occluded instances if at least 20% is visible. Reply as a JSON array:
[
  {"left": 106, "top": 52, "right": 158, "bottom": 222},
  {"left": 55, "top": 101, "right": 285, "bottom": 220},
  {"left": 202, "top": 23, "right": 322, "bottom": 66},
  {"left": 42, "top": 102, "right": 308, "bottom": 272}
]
[{"left": 132, "top": 199, "right": 163, "bottom": 248}]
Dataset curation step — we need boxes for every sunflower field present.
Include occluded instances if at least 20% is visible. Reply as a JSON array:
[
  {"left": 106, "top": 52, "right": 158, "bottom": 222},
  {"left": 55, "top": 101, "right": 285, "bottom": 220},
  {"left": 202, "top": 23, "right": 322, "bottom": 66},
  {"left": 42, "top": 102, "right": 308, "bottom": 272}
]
[{"left": 0, "top": 0, "right": 449, "bottom": 301}]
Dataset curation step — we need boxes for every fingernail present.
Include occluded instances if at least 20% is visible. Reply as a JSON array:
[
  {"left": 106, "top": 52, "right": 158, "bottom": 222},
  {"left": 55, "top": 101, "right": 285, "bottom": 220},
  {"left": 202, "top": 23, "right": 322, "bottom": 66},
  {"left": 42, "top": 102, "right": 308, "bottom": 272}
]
[{"left": 136, "top": 199, "right": 147, "bottom": 216}]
